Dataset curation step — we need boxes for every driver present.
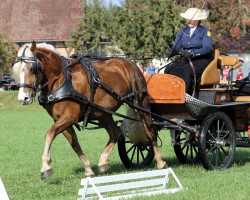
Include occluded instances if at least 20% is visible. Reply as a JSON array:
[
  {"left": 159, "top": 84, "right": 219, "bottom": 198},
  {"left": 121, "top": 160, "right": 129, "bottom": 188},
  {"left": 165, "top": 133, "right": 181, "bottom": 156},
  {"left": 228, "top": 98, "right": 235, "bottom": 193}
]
[{"left": 164, "top": 7, "right": 213, "bottom": 94}]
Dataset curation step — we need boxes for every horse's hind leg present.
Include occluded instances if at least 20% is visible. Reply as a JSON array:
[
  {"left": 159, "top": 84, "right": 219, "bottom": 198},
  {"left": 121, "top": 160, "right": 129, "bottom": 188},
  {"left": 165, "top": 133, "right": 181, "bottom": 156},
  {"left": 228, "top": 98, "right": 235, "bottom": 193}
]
[
  {"left": 98, "top": 115, "right": 121, "bottom": 173},
  {"left": 63, "top": 127, "right": 95, "bottom": 177},
  {"left": 141, "top": 114, "right": 168, "bottom": 169}
]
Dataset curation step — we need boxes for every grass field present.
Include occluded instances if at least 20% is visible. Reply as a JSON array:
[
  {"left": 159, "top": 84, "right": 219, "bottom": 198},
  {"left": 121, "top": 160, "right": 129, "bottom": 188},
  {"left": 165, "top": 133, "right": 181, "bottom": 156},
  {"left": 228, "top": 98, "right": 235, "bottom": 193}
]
[{"left": 1, "top": 91, "right": 250, "bottom": 200}]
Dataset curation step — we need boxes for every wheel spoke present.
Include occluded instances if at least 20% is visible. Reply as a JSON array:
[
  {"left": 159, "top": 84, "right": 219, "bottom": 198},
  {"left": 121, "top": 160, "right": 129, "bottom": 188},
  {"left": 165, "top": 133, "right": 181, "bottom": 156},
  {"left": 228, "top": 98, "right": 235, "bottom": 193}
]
[
  {"left": 221, "top": 131, "right": 229, "bottom": 140},
  {"left": 126, "top": 144, "right": 135, "bottom": 154},
  {"left": 206, "top": 144, "right": 216, "bottom": 154},
  {"left": 189, "top": 145, "right": 198, "bottom": 160},
  {"left": 129, "top": 145, "right": 136, "bottom": 162},
  {"left": 139, "top": 147, "right": 145, "bottom": 161},
  {"left": 181, "top": 143, "right": 188, "bottom": 151},
  {"left": 215, "top": 148, "right": 219, "bottom": 167},
  {"left": 218, "top": 148, "right": 224, "bottom": 162},
  {"left": 209, "top": 147, "right": 219, "bottom": 165},
  {"left": 216, "top": 119, "right": 220, "bottom": 138},
  {"left": 137, "top": 146, "right": 139, "bottom": 164},
  {"left": 145, "top": 146, "right": 150, "bottom": 153},
  {"left": 193, "top": 146, "right": 199, "bottom": 155},
  {"left": 208, "top": 129, "right": 216, "bottom": 141},
  {"left": 184, "top": 146, "right": 190, "bottom": 158},
  {"left": 219, "top": 121, "right": 225, "bottom": 133},
  {"left": 220, "top": 146, "right": 229, "bottom": 156}
]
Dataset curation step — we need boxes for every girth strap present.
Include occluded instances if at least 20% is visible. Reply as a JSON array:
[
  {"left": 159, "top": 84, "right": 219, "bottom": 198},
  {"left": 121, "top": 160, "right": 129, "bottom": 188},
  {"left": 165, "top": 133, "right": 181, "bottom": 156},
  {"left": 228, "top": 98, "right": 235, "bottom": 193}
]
[{"left": 77, "top": 56, "right": 100, "bottom": 129}]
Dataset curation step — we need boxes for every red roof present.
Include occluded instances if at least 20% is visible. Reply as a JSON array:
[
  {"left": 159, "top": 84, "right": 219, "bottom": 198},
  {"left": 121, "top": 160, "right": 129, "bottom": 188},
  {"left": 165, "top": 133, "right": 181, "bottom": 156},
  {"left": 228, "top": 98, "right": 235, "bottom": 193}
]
[{"left": 0, "top": 0, "right": 83, "bottom": 42}]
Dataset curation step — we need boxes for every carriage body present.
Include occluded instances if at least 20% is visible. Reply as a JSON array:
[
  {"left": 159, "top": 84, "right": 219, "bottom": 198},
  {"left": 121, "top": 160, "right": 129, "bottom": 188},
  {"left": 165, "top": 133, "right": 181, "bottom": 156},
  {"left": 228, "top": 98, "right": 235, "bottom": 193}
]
[{"left": 119, "top": 51, "right": 250, "bottom": 170}]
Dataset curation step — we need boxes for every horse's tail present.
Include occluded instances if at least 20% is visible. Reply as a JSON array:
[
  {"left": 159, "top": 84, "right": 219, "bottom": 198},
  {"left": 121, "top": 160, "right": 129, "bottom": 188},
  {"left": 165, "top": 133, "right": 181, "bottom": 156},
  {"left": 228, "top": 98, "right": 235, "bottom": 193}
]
[
  {"left": 120, "top": 58, "right": 156, "bottom": 144},
  {"left": 120, "top": 104, "right": 148, "bottom": 144}
]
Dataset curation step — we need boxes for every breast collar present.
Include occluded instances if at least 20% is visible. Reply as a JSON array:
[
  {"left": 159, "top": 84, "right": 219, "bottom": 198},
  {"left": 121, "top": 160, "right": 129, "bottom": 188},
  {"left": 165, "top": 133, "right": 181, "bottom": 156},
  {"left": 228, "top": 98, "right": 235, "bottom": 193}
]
[{"left": 38, "top": 56, "right": 94, "bottom": 105}]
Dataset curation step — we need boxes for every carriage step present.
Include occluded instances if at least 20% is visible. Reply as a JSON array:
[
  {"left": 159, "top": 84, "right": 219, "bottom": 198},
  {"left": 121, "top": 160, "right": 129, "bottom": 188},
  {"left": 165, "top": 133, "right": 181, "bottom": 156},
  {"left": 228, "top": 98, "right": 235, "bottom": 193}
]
[{"left": 236, "top": 137, "right": 250, "bottom": 147}]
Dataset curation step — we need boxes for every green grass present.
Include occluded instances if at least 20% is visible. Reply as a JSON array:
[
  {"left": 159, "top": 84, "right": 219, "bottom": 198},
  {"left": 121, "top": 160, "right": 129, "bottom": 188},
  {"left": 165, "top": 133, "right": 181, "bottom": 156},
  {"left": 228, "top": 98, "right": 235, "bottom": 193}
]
[{"left": 1, "top": 91, "right": 250, "bottom": 199}]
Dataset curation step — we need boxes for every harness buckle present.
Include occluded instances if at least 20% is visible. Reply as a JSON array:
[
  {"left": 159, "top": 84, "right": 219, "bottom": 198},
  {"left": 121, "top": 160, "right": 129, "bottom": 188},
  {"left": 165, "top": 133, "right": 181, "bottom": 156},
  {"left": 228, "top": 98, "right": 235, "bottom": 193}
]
[
  {"left": 92, "top": 77, "right": 101, "bottom": 84},
  {"left": 48, "top": 95, "right": 54, "bottom": 102}
]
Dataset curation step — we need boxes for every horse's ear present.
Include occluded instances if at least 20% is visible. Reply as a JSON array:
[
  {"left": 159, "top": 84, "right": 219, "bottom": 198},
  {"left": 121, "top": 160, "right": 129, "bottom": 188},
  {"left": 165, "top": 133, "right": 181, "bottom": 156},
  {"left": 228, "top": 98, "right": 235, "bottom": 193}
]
[{"left": 30, "top": 41, "right": 37, "bottom": 54}]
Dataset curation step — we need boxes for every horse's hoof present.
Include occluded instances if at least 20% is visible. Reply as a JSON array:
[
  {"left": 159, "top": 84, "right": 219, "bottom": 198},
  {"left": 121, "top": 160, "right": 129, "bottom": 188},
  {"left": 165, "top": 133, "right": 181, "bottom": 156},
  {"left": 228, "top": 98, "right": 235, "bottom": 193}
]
[
  {"left": 41, "top": 168, "right": 53, "bottom": 180},
  {"left": 98, "top": 164, "right": 110, "bottom": 173},
  {"left": 85, "top": 171, "right": 95, "bottom": 178},
  {"left": 157, "top": 161, "right": 168, "bottom": 169},
  {"left": 86, "top": 173, "right": 95, "bottom": 178}
]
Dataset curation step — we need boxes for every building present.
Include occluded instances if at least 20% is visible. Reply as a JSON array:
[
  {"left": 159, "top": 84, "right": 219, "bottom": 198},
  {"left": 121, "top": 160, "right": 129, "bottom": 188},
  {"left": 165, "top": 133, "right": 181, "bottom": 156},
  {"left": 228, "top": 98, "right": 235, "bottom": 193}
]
[{"left": 0, "top": 0, "right": 83, "bottom": 56}]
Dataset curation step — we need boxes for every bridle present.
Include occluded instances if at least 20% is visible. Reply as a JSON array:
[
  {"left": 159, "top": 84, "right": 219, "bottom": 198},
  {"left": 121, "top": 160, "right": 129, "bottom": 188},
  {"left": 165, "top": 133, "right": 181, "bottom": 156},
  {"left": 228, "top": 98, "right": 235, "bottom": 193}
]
[{"left": 14, "top": 46, "right": 43, "bottom": 95}]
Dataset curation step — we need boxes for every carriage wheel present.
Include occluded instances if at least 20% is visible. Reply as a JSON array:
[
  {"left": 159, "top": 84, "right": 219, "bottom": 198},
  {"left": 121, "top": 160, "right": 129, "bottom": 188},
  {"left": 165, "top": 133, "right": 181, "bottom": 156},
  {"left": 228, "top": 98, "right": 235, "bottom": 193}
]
[
  {"left": 172, "top": 129, "right": 200, "bottom": 164},
  {"left": 118, "top": 134, "right": 154, "bottom": 168},
  {"left": 199, "top": 111, "right": 236, "bottom": 170}
]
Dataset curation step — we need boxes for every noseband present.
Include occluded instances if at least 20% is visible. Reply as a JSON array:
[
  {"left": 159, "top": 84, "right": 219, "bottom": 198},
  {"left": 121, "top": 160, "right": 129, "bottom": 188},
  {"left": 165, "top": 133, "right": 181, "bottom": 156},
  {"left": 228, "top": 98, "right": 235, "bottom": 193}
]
[{"left": 14, "top": 46, "right": 43, "bottom": 93}]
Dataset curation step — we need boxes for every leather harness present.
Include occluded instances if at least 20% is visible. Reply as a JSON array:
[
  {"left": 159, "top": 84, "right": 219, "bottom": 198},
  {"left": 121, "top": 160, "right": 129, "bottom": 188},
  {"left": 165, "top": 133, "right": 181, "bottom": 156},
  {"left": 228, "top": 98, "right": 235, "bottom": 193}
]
[{"left": 38, "top": 55, "right": 147, "bottom": 129}]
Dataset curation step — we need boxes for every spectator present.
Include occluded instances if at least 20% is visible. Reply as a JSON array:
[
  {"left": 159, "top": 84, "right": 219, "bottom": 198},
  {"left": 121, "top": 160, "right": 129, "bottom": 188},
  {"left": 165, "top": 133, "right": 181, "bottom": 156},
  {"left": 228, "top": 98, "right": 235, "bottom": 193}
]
[
  {"left": 222, "top": 66, "right": 230, "bottom": 81},
  {"left": 147, "top": 62, "right": 156, "bottom": 75},
  {"left": 236, "top": 68, "right": 243, "bottom": 80}
]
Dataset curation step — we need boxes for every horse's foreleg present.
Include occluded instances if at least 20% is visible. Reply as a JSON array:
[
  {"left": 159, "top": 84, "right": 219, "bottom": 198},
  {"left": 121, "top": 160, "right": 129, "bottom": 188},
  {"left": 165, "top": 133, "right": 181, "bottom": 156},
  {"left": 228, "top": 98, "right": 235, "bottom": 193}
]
[
  {"left": 98, "top": 116, "right": 121, "bottom": 173},
  {"left": 41, "top": 128, "right": 57, "bottom": 179},
  {"left": 62, "top": 127, "right": 95, "bottom": 177},
  {"left": 41, "top": 117, "right": 76, "bottom": 179}
]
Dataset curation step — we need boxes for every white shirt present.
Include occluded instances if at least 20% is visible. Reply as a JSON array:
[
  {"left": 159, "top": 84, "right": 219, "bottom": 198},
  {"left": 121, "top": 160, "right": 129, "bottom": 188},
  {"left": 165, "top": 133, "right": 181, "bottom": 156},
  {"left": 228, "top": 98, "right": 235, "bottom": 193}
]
[{"left": 190, "top": 26, "right": 197, "bottom": 37}]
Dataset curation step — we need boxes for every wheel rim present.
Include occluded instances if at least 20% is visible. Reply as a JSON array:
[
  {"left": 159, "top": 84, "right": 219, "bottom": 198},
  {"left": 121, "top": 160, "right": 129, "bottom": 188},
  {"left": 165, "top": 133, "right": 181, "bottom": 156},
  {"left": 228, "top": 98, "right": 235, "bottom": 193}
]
[
  {"left": 199, "top": 112, "right": 235, "bottom": 170},
  {"left": 205, "top": 119, "right": 234, "bottom": 168}
]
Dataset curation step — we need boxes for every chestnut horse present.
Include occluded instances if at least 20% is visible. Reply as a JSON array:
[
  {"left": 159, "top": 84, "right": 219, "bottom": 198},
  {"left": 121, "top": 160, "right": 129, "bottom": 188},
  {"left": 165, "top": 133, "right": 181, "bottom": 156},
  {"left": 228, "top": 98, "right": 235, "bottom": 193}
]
[{"left": 13, "top": 41, "right": 167, "bottom": 179}]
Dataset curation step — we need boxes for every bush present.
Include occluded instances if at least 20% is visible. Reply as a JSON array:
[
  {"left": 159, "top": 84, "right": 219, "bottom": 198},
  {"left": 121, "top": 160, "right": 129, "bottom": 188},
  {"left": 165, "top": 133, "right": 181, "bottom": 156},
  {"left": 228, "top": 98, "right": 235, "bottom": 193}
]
[{"left": 0, "top": 33, "right": 16, "bottom": 76}]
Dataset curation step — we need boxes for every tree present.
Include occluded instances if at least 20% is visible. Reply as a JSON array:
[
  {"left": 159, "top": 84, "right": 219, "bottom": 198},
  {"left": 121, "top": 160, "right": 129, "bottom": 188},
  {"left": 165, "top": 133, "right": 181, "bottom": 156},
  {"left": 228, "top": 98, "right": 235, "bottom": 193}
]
[
  {"left": 68, "top": 0, "right": 249, "bottom": 57},
  {"left": 69, "top": 0, "right": 184, "bottom": 57},
  {"left": 206, "top": 0, "right": 250, "bottom": 52},
  {"left": 0, "top": 32, "right": 16, "bottom": 76},
  {"left": 68, "top": 0, "right": 108, "bottom": 54},
  {"left": 108, "top": 0, "right": 183, "bottom": 56}
]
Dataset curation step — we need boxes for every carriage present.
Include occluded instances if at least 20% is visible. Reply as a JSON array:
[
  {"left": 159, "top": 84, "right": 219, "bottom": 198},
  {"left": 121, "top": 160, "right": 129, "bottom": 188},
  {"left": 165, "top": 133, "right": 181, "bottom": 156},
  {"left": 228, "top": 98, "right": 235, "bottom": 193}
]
[
  {"left": 13, "top": 42, "right": 250, "bottom": 179},
  {"left": 117, "top": 49, "right": 250, "bottom": 171}
]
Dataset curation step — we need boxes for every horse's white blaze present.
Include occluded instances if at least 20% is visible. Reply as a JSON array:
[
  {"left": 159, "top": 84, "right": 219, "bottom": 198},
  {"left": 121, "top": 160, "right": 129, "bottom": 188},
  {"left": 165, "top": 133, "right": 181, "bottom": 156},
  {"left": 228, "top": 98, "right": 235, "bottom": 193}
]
[{"left": 17, "top": 71, "right": 33, "bottom": 104}]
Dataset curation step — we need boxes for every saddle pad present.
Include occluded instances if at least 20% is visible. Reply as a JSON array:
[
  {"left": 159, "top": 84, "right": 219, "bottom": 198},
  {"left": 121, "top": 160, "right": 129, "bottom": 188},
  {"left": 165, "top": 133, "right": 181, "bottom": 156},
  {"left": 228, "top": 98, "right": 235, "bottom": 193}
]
[{"left": 145, "top": 74, "right": 185, "bottom": 104}]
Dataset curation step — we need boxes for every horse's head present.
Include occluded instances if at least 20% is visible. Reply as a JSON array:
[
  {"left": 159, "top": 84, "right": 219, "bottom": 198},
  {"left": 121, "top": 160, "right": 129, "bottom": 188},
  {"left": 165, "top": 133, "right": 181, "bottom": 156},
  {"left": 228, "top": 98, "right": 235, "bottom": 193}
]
[{"left": 12, "top": 41, "right": 60, "bottom": 105}]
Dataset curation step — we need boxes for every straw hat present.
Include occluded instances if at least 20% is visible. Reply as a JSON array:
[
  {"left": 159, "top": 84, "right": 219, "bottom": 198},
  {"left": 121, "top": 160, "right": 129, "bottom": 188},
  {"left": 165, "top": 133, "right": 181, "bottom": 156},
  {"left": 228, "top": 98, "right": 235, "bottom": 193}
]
[{"left": 180, "top": 8, "right": 209, "bottom": 20}]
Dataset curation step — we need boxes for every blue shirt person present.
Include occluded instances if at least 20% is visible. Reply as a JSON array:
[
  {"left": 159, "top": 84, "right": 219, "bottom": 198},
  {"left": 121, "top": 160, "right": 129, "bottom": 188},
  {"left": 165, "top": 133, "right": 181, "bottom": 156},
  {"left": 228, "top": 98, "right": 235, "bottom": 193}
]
[
  {"left": 164, "top": 7, "right": 213, "bottom": 94},
  {"left": 170, "top": 25, "right": 212, "bottom": 57},
  {"left": 147, "top": 62, "right": 156, "bottom": 75}
]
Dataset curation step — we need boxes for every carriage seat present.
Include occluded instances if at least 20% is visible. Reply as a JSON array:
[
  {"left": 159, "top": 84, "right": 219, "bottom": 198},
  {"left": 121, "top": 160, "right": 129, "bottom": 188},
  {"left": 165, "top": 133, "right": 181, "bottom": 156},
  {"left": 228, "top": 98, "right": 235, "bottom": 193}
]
[
  {"left": 200, "top": 49, "right": 220, "bottom": 86},
  {"left": 219, "top": 55, "right": 243, "bottom": 70},
  {"left": 200, "top": 50, "right": 243, "bottom": 86}
]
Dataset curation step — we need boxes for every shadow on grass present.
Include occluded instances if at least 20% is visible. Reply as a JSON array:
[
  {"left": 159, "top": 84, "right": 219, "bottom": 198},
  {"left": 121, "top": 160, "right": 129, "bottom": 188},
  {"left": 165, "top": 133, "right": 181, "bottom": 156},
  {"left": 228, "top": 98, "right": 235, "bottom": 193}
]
[{"left": 233, "top": 148, "right": 250, "bottom": 166}]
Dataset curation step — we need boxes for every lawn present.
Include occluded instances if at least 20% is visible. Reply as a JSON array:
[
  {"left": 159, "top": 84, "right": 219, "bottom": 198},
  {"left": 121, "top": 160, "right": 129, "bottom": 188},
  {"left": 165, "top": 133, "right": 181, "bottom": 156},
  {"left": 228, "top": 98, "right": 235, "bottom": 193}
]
[{"left": 1, "top": 91, "right": 250, "bottom": 200}]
